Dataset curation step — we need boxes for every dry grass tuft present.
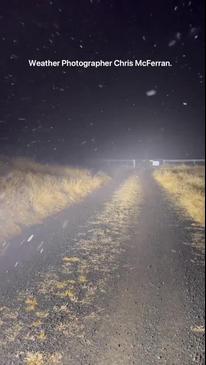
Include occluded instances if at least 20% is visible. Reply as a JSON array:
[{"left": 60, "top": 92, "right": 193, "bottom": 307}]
[
  {"left": 191, "top": 325, "right": 205, "bottom": 334},
  {"left": 25, "top": 352, "right": 62, "bottom": 365},
  {"left": 154, "top": 165, "right": 205, "bottom": 226},
  {"left": 26, "top": 352, "right": 45, "bottom": 365},
  {"left": 0, "top": 157, "right": 109, "bottom": 244},
  {"left": 25, "top": 296, "right": 38, "bottom": 312}
]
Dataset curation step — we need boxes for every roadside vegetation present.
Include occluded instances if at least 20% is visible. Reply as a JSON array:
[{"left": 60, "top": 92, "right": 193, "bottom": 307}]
[
  {"left": 0, "top": 156, "right": 109, "bottom": 244},
  {"left": 0, "top": 175, "right": 141, "bottom": 365},
  {"left": 154, "top": 165, "right": 205, "bottom": 226}
]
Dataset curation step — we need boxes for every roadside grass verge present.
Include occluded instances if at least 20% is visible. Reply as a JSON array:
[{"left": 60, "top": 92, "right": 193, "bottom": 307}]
[
  {"left": 154, "top": 165, "right": 205, "bottom": 226},
  {"left": 0, "top": 157, "right": 109, "bottom": 243},
  {"left": 0, "top": 175, "right": 142, "bottom": 364}
]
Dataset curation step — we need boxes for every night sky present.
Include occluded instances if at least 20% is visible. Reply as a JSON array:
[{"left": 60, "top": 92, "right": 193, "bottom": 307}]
[{"left": 0, "top": 0, "right": 205, "bottom": 164}]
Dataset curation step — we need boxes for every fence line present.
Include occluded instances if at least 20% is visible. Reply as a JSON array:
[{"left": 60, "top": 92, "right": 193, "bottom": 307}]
[{"left": 101, "top": 159, "right": 205, "bottom": 168}]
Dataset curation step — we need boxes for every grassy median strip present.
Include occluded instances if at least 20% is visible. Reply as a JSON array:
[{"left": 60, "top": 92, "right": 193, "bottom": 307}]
[
  {"left": 0, "top": 157, "right": 109, "bottom": 243},
  {"left": 154, "top": 165, "right": 205, "bottom": 226}
]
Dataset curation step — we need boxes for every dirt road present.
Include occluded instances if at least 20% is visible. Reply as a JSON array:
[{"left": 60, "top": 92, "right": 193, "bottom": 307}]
[{"left": 0, "top": 170, "right": 205, "bottom": 365}]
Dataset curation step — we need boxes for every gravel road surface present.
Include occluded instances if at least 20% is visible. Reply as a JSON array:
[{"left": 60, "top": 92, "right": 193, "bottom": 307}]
[{"left": 0, "top": 170, "right": 205, "bottom": 365}]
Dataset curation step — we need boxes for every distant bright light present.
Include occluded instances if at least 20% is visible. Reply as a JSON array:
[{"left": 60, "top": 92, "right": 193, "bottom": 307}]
[{"left": 152, "top": 160, "right": 160, "bottom": 166}]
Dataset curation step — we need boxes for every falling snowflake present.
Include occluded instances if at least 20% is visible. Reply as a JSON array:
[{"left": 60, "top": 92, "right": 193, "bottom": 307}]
[
  {"left": 176, "top": 32, "right": 181, "bottom": 40},
  {"left": 168, "top": 40, "right": 176, "bottom": 47},
  {"left": 10, "top": 54, "right": 18, "bottom": 60},
  {"left": 146, "top": 90, "right": 157, "bottom": 96}
]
